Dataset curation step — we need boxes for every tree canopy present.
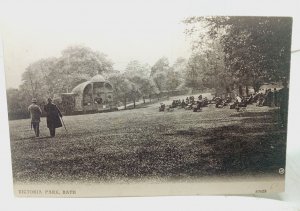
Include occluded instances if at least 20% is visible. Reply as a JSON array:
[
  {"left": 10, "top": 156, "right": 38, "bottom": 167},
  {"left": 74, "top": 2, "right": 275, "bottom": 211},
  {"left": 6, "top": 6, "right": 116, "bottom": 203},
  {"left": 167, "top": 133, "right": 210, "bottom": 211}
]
[
  {"left": 7, "top": 16, "right": 292, "bottom": 119},
  {"left": 184, "top": 16, "right": 292, "bottom": 92},
  {"left": 21, "top": 45, "right": 114, "bottom": 98}
]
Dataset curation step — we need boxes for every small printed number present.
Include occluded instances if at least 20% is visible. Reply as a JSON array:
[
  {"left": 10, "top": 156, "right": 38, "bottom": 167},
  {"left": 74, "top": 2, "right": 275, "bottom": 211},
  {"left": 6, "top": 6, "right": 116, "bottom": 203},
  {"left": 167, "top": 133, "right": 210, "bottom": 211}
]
[
  {"left": 279, "top": 168, "right": 285, "bottom": 174},
  {"left": 255, "top": 189, "right": 267, "bottom": 193}
]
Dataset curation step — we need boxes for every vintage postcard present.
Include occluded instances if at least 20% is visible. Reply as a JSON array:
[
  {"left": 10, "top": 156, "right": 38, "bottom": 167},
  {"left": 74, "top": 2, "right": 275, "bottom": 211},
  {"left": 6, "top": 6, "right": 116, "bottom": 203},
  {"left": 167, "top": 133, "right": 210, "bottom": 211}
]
[{"left": 1, "top": 12, "right": 292, "bottom": 197}]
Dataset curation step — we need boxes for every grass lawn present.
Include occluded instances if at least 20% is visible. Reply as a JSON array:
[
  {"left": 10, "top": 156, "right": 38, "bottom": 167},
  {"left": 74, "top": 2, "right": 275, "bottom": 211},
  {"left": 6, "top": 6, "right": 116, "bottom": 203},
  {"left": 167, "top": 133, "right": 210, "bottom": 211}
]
[{"left": 9, "top": 96, "right": 287, "bottom": 183}]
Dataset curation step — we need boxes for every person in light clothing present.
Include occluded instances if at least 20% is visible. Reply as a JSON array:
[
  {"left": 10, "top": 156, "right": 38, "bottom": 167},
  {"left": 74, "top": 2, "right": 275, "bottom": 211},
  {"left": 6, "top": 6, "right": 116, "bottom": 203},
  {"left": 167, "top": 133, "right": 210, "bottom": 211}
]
[
  {"left": 235, "top": 95, "right": 242, "bottom": 111},
  {"left": 28, "top": 98, "right": 42, "bottom": 137}
]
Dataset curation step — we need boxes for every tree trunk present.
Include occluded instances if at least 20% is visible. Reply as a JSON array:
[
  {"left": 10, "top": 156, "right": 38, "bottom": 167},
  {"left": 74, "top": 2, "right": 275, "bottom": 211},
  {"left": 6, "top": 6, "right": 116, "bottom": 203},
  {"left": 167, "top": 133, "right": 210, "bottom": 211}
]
[
  {"left": 124, "top": 97, "right": 127, "bottom": 109},
  {"left": 226, "top": 86, "right": 230, "bottom": 94},
  {"left": 133, "top": 99, "right": 136, "bottom": 108},
  {"left": 238, "top": 85, "right": 243, "bottom": 96},
  {"left": 143, "top": 96, "right": 145, "bottom": 104},
  {"left": 246, "top": 85, "right": 249, "bottom": 96}
]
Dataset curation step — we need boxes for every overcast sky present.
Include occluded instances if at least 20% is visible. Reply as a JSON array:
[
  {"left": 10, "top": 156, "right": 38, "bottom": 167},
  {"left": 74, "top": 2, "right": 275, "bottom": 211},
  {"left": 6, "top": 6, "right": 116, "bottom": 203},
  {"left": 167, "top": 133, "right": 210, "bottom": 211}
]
[{"left": 1, "top": 0, "right": 300, "bottom": 89}]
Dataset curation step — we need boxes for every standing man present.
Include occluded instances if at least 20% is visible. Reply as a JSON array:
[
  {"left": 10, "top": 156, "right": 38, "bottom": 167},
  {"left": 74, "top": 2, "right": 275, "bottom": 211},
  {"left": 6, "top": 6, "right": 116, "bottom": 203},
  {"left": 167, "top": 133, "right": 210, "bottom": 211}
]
[
  {"left": 235, "top": 95, "right": 242, "bottom": 111},
  {"left": 44, "top": 98, "right": 63, "bottom": 137},
  {"left": 28, "top": 98, "right": 42, "bottom": 138},
  {"left": 274, "top": 88, "right": 279, "bottom": 107},
  {"left": 279, "top": 81, "right": 289, "bottom": 128}
]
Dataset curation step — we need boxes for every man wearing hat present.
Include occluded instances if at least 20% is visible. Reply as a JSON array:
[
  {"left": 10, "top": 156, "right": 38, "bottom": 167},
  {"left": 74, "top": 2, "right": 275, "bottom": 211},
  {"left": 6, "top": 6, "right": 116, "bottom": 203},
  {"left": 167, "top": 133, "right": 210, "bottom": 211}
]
[
  {"left": 44, "top": 98, "right": 63, "bottom": 137},
  {"left": 28, "top": 98, "right": 42, "bottom": 137}
]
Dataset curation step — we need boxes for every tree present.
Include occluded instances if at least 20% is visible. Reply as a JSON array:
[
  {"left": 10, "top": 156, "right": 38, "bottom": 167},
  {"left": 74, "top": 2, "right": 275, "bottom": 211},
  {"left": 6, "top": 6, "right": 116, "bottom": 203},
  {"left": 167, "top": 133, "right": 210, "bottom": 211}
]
[
  {"left": 138, "top": 78, "right": 158, "bottom": 103},
  {"left": 150, "top": 57, "right": 170, "bottom": 76},
  {"left": 61, "top": 45, "right": 114, "bottom": 75},
  {"left": 172, "top": 57, "right": 188, "bottom": 86},
  {"left": 6, "top": 88, "right": 31, "bottom": 120},
  {"left": 21, "top": 45, "right": 115, "bottom": 97},
  {"left": 184, "top": 16, "right": 293, "bottom": 93},
  {"left": 185, "top": 54, "right": 205, "bottom": 90},
  {"left": 127, "top": 82, "right": 141, "bottom": 108},
  {"left": 185, "top": 46, "right": 229, "bottom": 93},
  {"left": 21, "top": 58, "right": 58, "bottom": 100},
  {"left": 108, "top": 73, "right": 133, "bottom": 109},
  {"left": 165, "top": 68, "right": 181, "bottom": 92},
  {"left": 56, "top": 45, "right": 114, "bottom": 92},
  {"left": 10, "top": 45, "right": 115, "bottom": 119},
  {"left": 150, "top": 57, "right": 170, "bottom": 94},
  {"left": 124, "top": 60, "right": 157, "bottom": 103},
  {"left": 125, "top": 60, "right": 151, "bottom": 78},
  {"left": 150, "top": 57, "right": 184, "bottom": 96}
]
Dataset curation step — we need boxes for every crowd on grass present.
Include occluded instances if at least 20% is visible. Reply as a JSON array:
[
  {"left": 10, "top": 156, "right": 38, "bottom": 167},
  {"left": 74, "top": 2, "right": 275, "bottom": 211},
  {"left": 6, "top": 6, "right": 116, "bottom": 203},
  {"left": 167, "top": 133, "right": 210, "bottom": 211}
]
[{"left": 159, "top": 87, "right": 289, "bottom": 127}]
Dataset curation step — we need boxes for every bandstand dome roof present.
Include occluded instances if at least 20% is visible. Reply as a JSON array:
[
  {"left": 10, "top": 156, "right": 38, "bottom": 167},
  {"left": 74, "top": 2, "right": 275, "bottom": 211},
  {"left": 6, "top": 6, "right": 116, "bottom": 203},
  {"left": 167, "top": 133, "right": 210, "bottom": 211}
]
[
  {"left": 72, "top": 81, "right": 91, "bottom": 94},
  {"left": 71, "top": 74, "right": 111, "bottom": 94}
]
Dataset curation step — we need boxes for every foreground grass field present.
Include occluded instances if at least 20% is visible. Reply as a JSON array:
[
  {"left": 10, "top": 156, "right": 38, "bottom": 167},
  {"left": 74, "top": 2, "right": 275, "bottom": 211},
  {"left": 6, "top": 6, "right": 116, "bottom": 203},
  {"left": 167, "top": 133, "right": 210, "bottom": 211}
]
[{"left": 9, "top": 96, "right": 287, "bottom": 183}]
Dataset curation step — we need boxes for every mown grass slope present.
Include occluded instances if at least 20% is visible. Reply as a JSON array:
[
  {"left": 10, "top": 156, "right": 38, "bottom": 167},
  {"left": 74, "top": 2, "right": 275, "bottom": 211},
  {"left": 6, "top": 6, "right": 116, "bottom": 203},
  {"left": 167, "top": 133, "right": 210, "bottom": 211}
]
[{"left": 9, "top": 99, "right": 286, "bottom": 183}]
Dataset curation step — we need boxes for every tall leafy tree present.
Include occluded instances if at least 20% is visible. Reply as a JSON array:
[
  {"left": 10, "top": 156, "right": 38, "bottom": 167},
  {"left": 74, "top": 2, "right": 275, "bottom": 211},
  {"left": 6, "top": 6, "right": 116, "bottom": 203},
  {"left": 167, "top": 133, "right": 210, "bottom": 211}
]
[
  {"left": 6, "top": 88, "right": 32, "bottom": 119},
  {"left": 12, "top": 45, "right": 115, "bottom": 118},
  {"left": 21, "top": 58, "right": 58, "bottom": 100},
  {"left": 124, "top": 60, "right": 157, "bottom": 104},
  {"left": 172, "top": 57, "right": 188, "bottom": 86},
  {"left": 61, "top": 45, "right": 114, "bottom": 75},
  {"left": 21, "top": 45, "right": 114, "bottom": 96},
  {"left": 150, "top": 57, "right": 170, "bottom": 93},
  {"left": 125, "top": 60, "right": 151, "bottom": 78},
  {"left": 165, "top": 68, "right": 181, "bottom": 92},
  {"left": 108, "top": 73, "right": 136, "bottom": 109},
  {"left": 56, "top": 45, "right": 114, "bottom": 92},
  {"left": 184, "top": 16, "right": 292, "bottom": 92}
]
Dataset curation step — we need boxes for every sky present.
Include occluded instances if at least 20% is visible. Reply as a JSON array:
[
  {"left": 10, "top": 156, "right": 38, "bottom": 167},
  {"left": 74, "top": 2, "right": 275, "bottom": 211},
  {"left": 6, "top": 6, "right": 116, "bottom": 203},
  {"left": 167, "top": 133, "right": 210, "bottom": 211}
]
[{"left": 0, "top": 0, "right": 300, "bottom": 89}]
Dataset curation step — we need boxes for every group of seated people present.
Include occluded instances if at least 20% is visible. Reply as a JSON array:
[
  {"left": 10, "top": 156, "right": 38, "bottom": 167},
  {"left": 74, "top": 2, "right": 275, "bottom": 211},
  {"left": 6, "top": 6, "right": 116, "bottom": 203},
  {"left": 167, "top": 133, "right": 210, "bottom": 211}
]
[
  {"left": 214, "top": 91, "right": 276, "bottom": 111},
  {"left": 159, "top": 95, "right": 209, "bottom": 112},
  {"left": 212, "top": 96, "right": 233, "bottom": 108},
  {"left": 212, "top": 95, "right": 252, "bottom": 111},
  {"left": 83, "top": 95, "right": 109, "bottom": 106},
  {"left": 159, "top": 89, "right": 281, "bottom": 112},
  {"left": 254, "top": 89, "right": 280, "bottom": 107}
]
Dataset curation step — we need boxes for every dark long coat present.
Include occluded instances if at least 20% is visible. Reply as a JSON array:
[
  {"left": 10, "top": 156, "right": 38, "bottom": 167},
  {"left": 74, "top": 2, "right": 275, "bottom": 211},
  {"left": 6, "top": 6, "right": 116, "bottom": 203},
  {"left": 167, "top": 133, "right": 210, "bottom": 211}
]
[{"left": 44, "top": 103, "right": 62, "bottom": 129}]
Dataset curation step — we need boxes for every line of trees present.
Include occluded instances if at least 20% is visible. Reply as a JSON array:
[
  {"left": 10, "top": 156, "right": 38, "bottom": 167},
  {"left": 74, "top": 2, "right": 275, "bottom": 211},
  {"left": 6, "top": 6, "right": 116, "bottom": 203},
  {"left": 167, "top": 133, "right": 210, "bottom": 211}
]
[
  {"left": 7, "top": 46, "right": 114, "bottom": 119},
  {"left": 6, "top": 46, "right": 191, "bottom": 119},
  {"left": 7, "top": 16, "right": 292, "bottom": 119},
  {"left": 183, "top": 16, "right": 292, "bottom": 96}
]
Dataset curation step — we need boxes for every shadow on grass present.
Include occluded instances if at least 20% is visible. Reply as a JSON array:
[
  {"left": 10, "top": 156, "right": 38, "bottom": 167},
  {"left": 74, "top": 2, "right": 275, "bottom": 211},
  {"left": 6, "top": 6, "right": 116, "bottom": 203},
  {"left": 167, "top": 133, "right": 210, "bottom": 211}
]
[
  {"left": 230, "top": 109, "right": 277, "bottom": 118},
  {"left": 12, "top": 108, "right": 287, "bottom": 183},
  {"left": 15, "top": 136, "right": 53, "bottom": 141},
  {"left": 120, "top": 99, "right": 161, "bottom": 111},
  {"left": 163, "top": 108, "right": 286, "bottom": 177}
]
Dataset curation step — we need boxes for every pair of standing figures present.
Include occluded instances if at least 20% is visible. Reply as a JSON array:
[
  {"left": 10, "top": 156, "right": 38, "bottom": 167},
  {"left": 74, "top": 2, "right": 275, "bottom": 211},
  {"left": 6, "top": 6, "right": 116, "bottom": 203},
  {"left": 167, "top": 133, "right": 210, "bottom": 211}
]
[{"left": 28, "top": 98, "right": 63, "bottom": 138}]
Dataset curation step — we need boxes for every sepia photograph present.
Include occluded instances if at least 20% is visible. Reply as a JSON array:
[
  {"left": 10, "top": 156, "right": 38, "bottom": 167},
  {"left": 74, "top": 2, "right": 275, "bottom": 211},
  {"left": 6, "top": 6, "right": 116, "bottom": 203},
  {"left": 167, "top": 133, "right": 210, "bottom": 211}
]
[{"left": 0, "top": 2, "right": 293, "bottom": 197}]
